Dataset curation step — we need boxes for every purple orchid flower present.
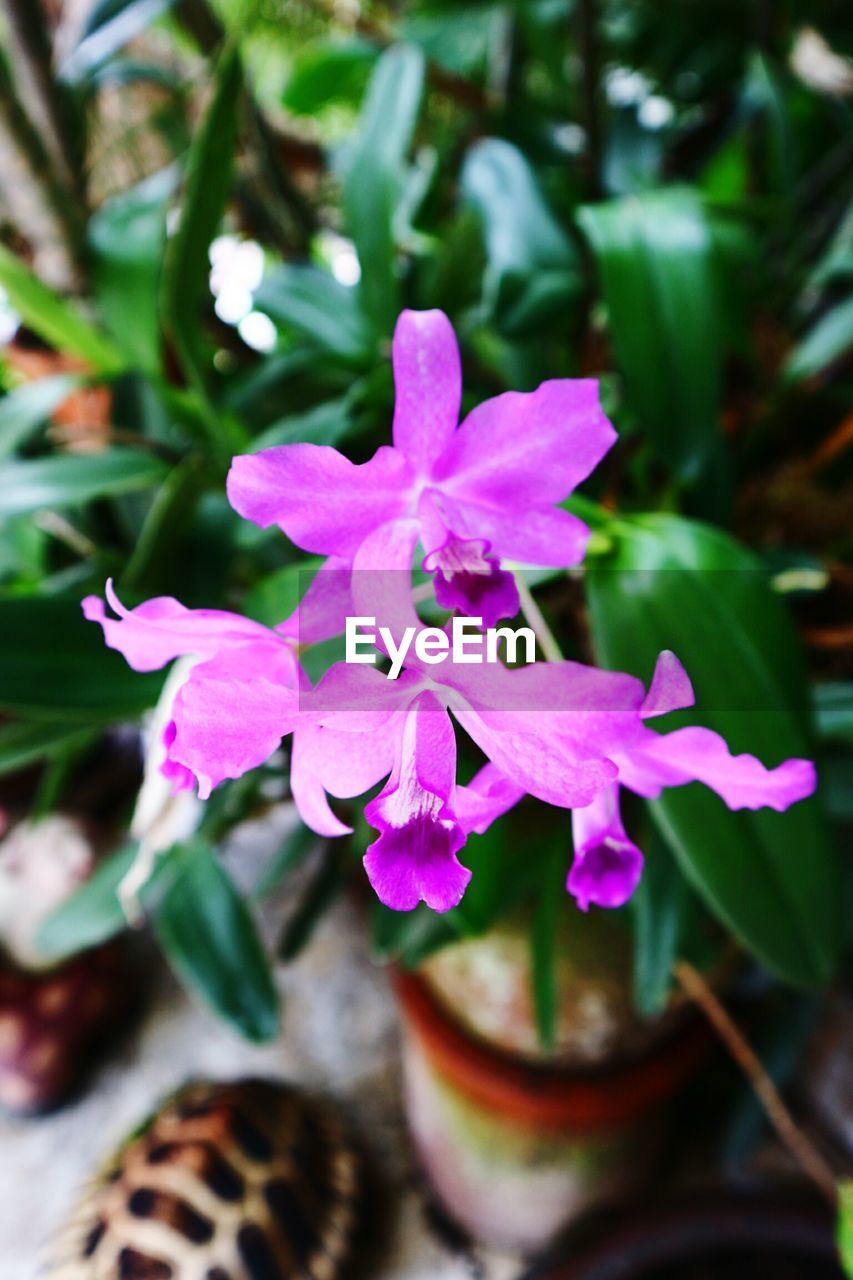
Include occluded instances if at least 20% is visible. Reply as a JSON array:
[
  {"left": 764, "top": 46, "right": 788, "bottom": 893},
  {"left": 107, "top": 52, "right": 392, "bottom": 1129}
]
[
  {"left": 226, "top": 309, "right": 616, "bottom": 628},
  {"left": 291, "top": 519, "right": 658, "bottom": 912}
]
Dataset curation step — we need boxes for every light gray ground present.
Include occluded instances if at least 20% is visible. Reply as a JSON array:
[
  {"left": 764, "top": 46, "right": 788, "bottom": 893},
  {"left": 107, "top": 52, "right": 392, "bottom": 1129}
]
[{"left": 0, "top": 810, "right": 521, "bottom": 1280}]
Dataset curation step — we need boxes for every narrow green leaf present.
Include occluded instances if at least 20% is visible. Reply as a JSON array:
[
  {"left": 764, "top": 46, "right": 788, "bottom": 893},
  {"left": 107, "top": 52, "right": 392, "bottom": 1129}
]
[
  {"left": 154, "top": 841, "right": 279, "bottom": 1042},
  {"left": 785, "top": 296, "right": 853, "bottom": 382},
  {"left": 253, "top": 821, "right": 317, "bottom": 900},
  {"left": 62, "top": 0, "right": 175, "bottom": 83},
  {"left": 250, "top": 398, "right": 354, "bottom": 450},
  {"left": 0, "top": 719, "right": 94, "bottom": 776},
  {"left": 242, "top": 560, "right": 319, "bottom": 628},
  {"left": 631, "top": 826, "right": 699, "bottom": 1015},
  {"left": 813, "top": 683, "right": 853, "bottom": 745},
  {"left": 277, "top": 845, "right": 343, "bottom": 961},
  {"left": 586, "top": 513, "right": 843, "bottom": 988},
  {"left": 461, "top": 138, "right": 582, "bottom": 335},
  {"left": 0, "top": 596, "right": 163, "bottom": 718},
  {"left": 578, "top": 189, "right": 724, "bottom": 479},
  {"left": 530, "top": 846, "right": 563, "bottom": 1050},
  {"left": 343, "top": 43, "right": 425, "bottom": 333},
  {"left": 90, "top": 168, "right": 175, "bottom": 374},
  {"left": 0, "top": 245, "right": 124, "bottom": 375},
  {"left": 162, "top": 42, "right": 243, "bottom": 393},
  {"left": 838, "top": 1181, "right": 853, "bottom": 1278},
  {"left": 0, "top": 449, "right": 167, "bottom": 517},
  {"left": 0, "top": 376, "right": 81, "bottom": 460}
]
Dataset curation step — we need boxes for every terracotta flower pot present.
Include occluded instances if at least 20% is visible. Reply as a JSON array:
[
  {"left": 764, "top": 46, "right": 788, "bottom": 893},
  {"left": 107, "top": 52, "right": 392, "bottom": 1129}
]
[
  {"left": 520, "top": 1191, "right": 843, "bottom": 1279},
  {"left": 393, "top": 913, "right": 713, "bottom": 1251}
]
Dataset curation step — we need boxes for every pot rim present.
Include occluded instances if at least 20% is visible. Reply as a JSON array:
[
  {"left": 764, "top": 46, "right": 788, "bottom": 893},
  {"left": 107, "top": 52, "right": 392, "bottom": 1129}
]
[
  {"left": 393, "top": 970, "right": 711, "bottom": 1132},
  {"left": 518, "top": 1187, "right": 841, "bottom": 1279}
]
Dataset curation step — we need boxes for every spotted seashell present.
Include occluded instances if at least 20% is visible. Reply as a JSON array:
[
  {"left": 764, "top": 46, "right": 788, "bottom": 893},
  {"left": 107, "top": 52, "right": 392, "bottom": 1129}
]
[
  {"left": 0, "top": 942, "right": 134, "bottom": 1115},
  {"left": 46, "top": 1078, "right": 364, "bottom": 1280}
]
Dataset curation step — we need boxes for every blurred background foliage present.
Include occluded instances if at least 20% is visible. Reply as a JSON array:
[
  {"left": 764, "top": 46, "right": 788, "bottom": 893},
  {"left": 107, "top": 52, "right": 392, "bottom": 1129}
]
[{"left": 0, "top": 0, "right": 851, "bottom": 1038}]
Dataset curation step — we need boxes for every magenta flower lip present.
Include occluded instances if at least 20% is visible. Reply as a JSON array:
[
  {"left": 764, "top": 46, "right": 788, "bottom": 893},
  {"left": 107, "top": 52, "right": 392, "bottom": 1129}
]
[{"left": 83, "top": 309, "right": 817, "bottom": 914}]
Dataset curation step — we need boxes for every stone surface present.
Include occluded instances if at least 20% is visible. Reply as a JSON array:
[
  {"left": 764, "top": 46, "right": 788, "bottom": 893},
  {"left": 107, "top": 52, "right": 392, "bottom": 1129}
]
[{"left": 0, "top": 810, "right": 521, "bottom": 1280}]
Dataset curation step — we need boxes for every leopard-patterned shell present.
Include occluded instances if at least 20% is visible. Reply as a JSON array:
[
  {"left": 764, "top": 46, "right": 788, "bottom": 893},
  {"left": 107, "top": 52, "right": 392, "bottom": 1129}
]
[{"left": 45, "top": 1078, "right": 364, "bottom": 1280}]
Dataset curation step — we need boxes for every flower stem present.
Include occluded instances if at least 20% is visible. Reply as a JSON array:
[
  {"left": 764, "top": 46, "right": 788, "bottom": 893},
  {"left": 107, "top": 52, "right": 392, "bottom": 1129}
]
[
  {"left": 515, "top": 573, "right": 564, "bottom": 663},
  {"left": 674, "top": 959, "right": 839, "bottom": 1208}
]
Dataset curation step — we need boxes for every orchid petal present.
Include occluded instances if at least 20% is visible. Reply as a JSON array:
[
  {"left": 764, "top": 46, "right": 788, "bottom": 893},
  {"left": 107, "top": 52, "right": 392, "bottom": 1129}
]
[
  {"left": 169, "top": 647, "right": 299, "bottom": 800},
  {"left": 391, "top": 309, "right": 462, "bottom": 476},
  {"left": 227, "top": 443, "right": 413, "bottom": 557},
  {"left": 455, "top": 764, "right": 525, "bottom": 835},
  {"left": 420, "top": 488, "right": 591, "bottom": 567},
  {"left": 619, "top": 726, "right": 817, "bottom": 811},
  {"left": 435, "top": 379, "right": 616, "bottom": 508},
  {"left": 82, "top": 582, "right": 279, "bottom": 672},
  {"left": 641, "top": 650, "right": 695, "bottom": 719},
  {"left": 569, "top": 785, "right": 644, "bottom": 911}
]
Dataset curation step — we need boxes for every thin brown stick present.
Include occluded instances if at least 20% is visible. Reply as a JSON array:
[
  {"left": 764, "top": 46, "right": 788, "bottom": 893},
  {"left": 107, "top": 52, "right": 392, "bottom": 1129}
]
[{"left": 673, "top": 959, "right": 838, "bottom": 1207}]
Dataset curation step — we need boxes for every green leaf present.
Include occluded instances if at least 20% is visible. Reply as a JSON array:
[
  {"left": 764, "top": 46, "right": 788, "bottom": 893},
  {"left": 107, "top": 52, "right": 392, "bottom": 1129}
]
[
  {"left": 785, "top": 296, "right": 853, "bottom": 382},
  {"left": 578, "top": 189, "right": 724, "bottom": 480},
  {"left": 154, "top": 841, "right": 279, "bottom": 1042},
  {"left": 0, "top": 596, "right": 163, "bottom": 718},
  {"left": 90, "top": 168, "right": 174, "bottom": 374},
  {"left": 62, "top": 0, "right": 175, "bottom": 83},
  {"left": 0, "top": 375, "right": 81, "bottom": 460},
  {"left": 814, "top": 683, "right": 853, "bottom": 745},
  {"left": 250, "top": 398, "right": 354, "bottom": 450},
  {"left": 253, "top": 266, "right": 373, "bottom": 363},
  {"left": 630, "top": 825, "right": 700, "bottom": 1015},
  {"left": 0, "top": 719, "right": 94, "bottom": 776},
  {"left": 586, "top": 513, "right": 843, "bottom": 988},
  {"left": 0, "top": 245, "right": 124, "bottom": 375},
  {"left": 36, "top": 842, "right": 138, "bottom": 960},
  {"left": 282, "top": 38, "right": 376, "bottom": 115},
  {"left": 242, "top": 560, "right": 318, "bottom": 628},
  {"left": 162, "top": 42, "right": 243, "bottom": 394},
  {"left": 277, "top": 845, "right": 343, "bottom": 961},
  {"left": 838, "top": 1181, "right": 853, "bottom": 1279},
  {"left": 253, "top": 820, "right": 318, "bottom": 900},
  {"left": 343, "top": 43, "right": 425, "bottom": 333},
  {"left": 0, "top": 449, "right": 167, "bottom": 517},
  {"left": 530, "top": 846, "right": 563, "bottom": 1050},
  {"left": 461, "top": 138, "right": 582, "bottom": 335}
]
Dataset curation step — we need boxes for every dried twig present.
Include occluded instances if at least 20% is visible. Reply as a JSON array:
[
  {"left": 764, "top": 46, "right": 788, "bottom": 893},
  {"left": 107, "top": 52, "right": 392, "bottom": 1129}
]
[{"left": 674, "top": 959, "right": 839, "bottom": 1208}]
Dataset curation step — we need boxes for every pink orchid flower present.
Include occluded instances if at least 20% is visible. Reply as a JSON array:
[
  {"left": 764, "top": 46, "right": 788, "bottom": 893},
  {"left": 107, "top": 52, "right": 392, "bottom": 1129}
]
[{"left": 227, "top": 308, "right": 616, "bottom": 628}]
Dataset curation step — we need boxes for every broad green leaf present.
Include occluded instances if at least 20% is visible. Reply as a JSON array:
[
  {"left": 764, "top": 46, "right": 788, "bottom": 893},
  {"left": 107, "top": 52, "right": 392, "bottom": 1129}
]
[
  {"left": 0, "top": 449, "right": 167, "bottom": 517},
  {"left": 90, "top": 168, "right": 175, "bottom": 374},
  {"left": 838, "top": 1181, "right": 853, "bottom": 1278},
  {"left": 343, "top": 43, "right": 425, "bottom": 333},
  {"left": 62, "top": 0, "right": 175, "bottom": 83},
  {"left": 0, "top": 596, "right": 163, "bottom": 718},
  {"left": 282, "top": 38, "right": 376, "bottom": 115},
  {"left": 162, "top": 42, "right": 242, "bottom": 392},
  {"left": 461, "top": 139, "right": 582, "bottom": 336},
  {"left": 0, "top": 375, "right": 80, "bottom": 460},
  {"left": 785, "top": 296, "right": 853, "bottom": 381},
  {"left": 0, "top": 245, "right": 124, "bottom": 375},
  {"left": 253, "top": 266, "right": 372, "bottom": 362},
  {"left": 154, "top": 841, "right": 279, "bottom": 1042},
  {"left": 586, "top": 513, "right": 843, "bottom": 988},
  {"left": 578, "top": 189, "right": 724, "bottom": 479},
  {"left": 36, "top": 842, "right": 138, "bottom": 959}
]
